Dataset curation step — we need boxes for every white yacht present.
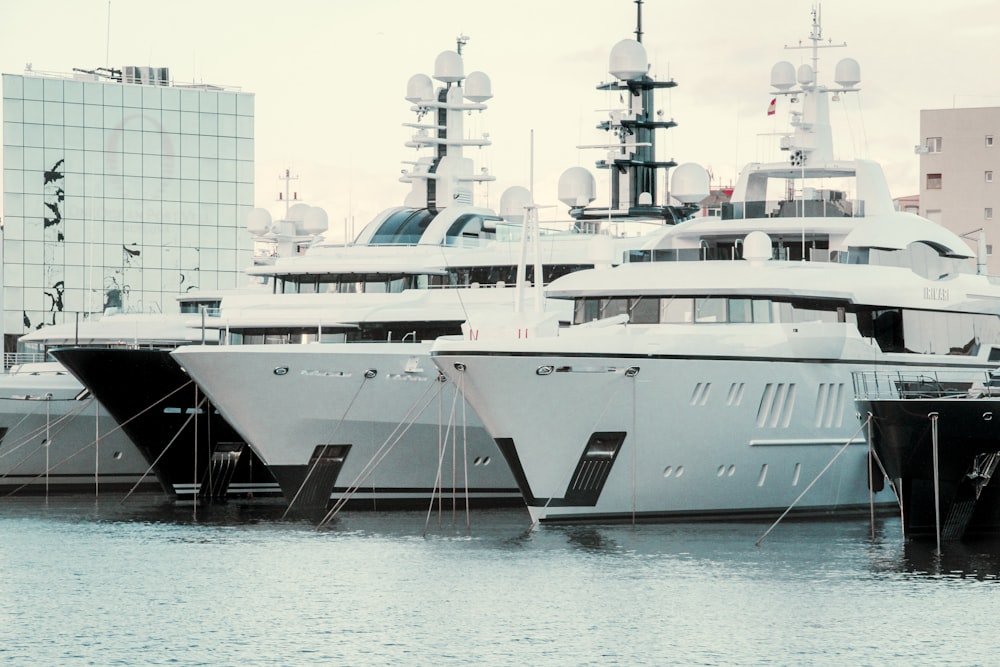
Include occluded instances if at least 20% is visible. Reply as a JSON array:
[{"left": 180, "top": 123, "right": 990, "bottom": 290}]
[
  {"left": 0, "top": 298, "right": 221, "bottom": 495},
  {"left": 430, "top": 9, "right": 1000, "bottom": 525},
  {"left": 170, "top": 26, "right": 709, "bottom": 512}
]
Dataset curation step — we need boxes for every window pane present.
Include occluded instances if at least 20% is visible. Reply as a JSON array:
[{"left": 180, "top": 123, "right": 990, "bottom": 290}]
[
  {"left": 695, "top": 297, "right": 725, "bottom": 323},
  {"left": 661, "top": 297, "right": 693, "bottom": 323}
]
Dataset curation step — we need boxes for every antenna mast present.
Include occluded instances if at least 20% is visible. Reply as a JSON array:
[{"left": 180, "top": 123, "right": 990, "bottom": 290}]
[
  {"left": 634, "top": 0, "right": 643, "bottom": 43},
  {"left": 105, "top": 1, "right": 112, "bottom": 68}
]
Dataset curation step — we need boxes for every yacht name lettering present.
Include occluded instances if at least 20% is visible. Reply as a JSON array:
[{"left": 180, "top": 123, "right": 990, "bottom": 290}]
[
  {"left": 923, "top": 288, "right": 949, "bottom": 301},
  {"left": 300, "top": 369, "right": 351, "bottom": 378}
]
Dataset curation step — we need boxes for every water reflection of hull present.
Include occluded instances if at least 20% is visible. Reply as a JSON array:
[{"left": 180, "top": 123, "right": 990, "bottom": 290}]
[
  {"left": 51, "top": 347, "right": 281, "bottom": 500},
  {"left": 860, "top": 397, "right": 1000, "bottom": 540}
]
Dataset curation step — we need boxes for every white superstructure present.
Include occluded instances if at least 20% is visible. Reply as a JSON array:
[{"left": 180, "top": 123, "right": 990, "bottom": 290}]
[
  {"left": 171, "top": 23, "right": 709, "bottom": 512},
  {"left": 430, "top": 8, "right": 1000, "bottom": 524}
]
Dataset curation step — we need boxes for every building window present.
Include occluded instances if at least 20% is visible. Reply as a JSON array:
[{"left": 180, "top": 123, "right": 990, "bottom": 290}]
[
  {"left": 926, "top": 137, "right": 943, "bottom": 153},
  {"left": 988, "top": 171, "right": 994, "bottom": 183},
  {"left": 926, "top": 173, "right": 942, "bottom": 189},
  {"left": 988, "top": 135, "right": 995, "bottom": 148},
  {"left": 988, "top": 207, "right": 994, "bottom": 220}
]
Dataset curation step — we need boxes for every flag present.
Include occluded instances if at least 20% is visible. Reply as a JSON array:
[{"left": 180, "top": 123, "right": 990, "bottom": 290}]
[{"left": 767, "top": 98, "right": 776, "bottom": 116}]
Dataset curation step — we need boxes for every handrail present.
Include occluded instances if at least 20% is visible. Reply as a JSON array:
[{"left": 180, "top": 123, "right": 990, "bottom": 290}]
[{"left": 852, "top": 368, "right": 1000, "bottom": 401}]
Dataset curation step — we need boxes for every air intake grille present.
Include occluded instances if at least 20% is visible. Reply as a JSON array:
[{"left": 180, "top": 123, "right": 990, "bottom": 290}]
[{"left": 564, "top": 432, "right": 626, "bottom": 505}]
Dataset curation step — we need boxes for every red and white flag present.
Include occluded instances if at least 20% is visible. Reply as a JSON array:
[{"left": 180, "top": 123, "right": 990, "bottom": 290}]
[{"left": 767, "top": 98, "right": 776, "bottom": 116}]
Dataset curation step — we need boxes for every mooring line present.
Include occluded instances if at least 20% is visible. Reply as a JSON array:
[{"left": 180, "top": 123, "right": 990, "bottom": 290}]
[
  {"left": 282, "top": 373, "right": 375, "bottom": 519},
  {"left": 755, "top": 415, "right": 870, "bottom": 547},
  {"left": 316, "top": 377, "right": 441, "bottom": 529}
]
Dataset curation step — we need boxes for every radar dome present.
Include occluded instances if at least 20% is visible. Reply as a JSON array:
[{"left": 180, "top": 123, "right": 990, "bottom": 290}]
[
  {"left": 499, "top": 186, "right": 532, "bottom": 223},
  {"left": 834, "top": 57, "right": 860, "bottom": 88},
  {"left": 558, "top": 167, "right": 596, "bottom": 208},
  {"left": 770, "top": 61, "right": 796, "bottom": 90},
  {"left": 247, "top": 208, "right": 272, "bottom": 235},
  {"left": 671, "top": 163, "right": 710, "bottom": 204},
  {"left": 463, "top": 71, "right": 492, "bottom": 102},
  {"left": 300, "top": 206, "right": 329, "bottom": 235},
  {"left": 433, "top": 50, "right": 464, "bottom": 83},
  {"left": 286, "top": 203, "right": 311, "bottom": 223},
  {"left": 797, "top": 64, "right": 814, "bottom": 86},
  {"left": 608, "top": 39, "right": 647, "bottom": 80},
  {"left": 406, "top": 73, "right": 434, "bottom": 104},
  {"left": 743, "top": 231, "right": 773, "bottom": 263}
]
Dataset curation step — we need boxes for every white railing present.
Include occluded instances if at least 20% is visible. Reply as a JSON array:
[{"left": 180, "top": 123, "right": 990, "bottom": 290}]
[{"left": 852, "top": 368, "right": 1000, "bottom": 401}]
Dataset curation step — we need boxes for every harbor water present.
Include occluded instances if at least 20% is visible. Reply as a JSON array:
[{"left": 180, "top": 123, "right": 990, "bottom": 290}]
[{"left": 1, "top": 494, "right": 998, "bottom": 666}]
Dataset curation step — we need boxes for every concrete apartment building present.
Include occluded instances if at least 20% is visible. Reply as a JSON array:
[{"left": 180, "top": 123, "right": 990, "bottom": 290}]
[
  {"left": 918, "top": 107, "right": 999, "bottom": 273},
  {"left": 1, "top": 66, "right": 255, "bottom": 351}
]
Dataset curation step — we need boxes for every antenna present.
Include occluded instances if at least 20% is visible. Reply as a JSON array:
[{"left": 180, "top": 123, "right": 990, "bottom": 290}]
[
  {"left": 634, "top": 0, "right": 643, "bottom": 43},
  {"left": 105, "top": 0, "right": 112, "bottom": 68},
  {"left": 278, "top": 168, "right": 299, "bottom": 217},
  {"left": 456, "top": 34, "right": 469, "bottom": 55},
  {"left": 783, "top": 3, "right": 846, "bottom": 83}
]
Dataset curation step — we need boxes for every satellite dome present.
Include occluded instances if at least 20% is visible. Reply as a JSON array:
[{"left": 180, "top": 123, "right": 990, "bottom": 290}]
[
  {"left": 499, "top": 186, "right": 532, "bottom": 223},
  {"left": 608, "top": 39, "right": 647, "bottom": 81},
  {"left": 286, "top": 202, "right": 310, "bottom": 223},
  {"left": 671, "top": 163, "right": 710, "bottom": 204},
  {"left": 797, "top": 63, "right": 814, "bottom": 85},
  {"left": 743, "top": 231, "right": 773, "bottom": 263},
  {"left": 406, "top": 73, "right": 434, "bottom": 104},
  {"left": 770, "top": 61, "right": 796, "bottom": 90},
  {"left": 558, "top": 167, "right": 596, "bottom": 208},
  {"left": 300, "top": 206, "right": 329, "bottom": 235},
  {"left": 834, "top": 57, "right": 860, "bottom": 88},
  {"left": 246, "top": 208, "right": 272, "bottom": 235},
  {"left": 463, "top": 71, "right": 492, "bottom": 103},
  {"left": 433, "top": 50, "right": 464, "bottom": 83}
]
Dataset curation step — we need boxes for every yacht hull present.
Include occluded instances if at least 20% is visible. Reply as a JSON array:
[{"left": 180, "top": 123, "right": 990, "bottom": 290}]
[
  {"left": 171, "top": 344, "right": 522, "bottom": 510},
  {"left": 0, "top": 365, "right": 156, "bottom": 494},
  {"left": 858, "top": 396, "right": 1000, "bottom": 539},
  {"left": 431, "top": 344, "right": 963, "bottom": 524},
  {"left": 50, "top": 348, "right": 281, "bottom": 500}
]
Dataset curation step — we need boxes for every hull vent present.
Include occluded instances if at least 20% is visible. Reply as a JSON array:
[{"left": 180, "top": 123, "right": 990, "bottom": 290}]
[
  {"left": 199, "top": 442, "right": 245, "bottom": 499},
  {"left": 564, "top": 432, "right": 626, "bottom": 505}
]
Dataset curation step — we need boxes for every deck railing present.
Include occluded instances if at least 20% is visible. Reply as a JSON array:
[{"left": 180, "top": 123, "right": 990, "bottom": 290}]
[{"left": 852, "top": 368, "right": 1000, "bottom": 401}]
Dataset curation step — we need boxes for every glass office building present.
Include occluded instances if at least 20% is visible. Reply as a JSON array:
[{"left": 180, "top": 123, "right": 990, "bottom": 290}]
[{"left": 1, "top": 67, "right": 254, "bottom": 351}]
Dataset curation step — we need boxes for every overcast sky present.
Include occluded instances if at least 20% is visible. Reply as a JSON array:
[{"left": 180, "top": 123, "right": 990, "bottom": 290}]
[{"left": 3, "top": 0, "right": 998, "bottom": 242}]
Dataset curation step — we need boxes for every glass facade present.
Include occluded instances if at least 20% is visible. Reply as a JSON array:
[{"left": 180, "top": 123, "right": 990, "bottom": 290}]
[{"left": 1, "top": 70, "right": 254, "bottom": 349}]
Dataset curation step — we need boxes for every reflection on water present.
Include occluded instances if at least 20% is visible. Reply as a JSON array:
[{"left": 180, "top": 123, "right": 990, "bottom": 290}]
[{"left": 0, "top": 494, "right": 997, "bottom": 665}]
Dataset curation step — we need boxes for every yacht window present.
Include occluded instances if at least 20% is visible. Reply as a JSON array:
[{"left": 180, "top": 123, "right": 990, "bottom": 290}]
[
  {"left": 694, "top": 297, "right": 726, "bottom": 323},
  {"left": 601, "top": 297, "right": 630, "bottom": 319},
  {"left": 752, "top": 300, "right": 773, "bottom": 323},
  {"left": 574, "top": 298, "right": 601, "bottom": 324},
  {"left": 728, "top": 298, "right": 752, "bottom": 323},
  {"left": 369, "top": 208, "right": 436, "bottom": 245},
  {"left": 661, "top": 297, "right": 694, "bottom": 323},
  {"left": 629, "top": 297, "right": 659, "bottom": 324}
]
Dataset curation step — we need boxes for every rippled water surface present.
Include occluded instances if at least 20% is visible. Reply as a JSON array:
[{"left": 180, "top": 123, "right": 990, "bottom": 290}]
[{"left": 1, "top": 495, "right": 998, "bottom": 666}]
